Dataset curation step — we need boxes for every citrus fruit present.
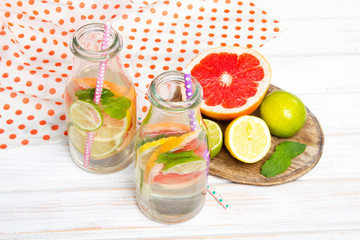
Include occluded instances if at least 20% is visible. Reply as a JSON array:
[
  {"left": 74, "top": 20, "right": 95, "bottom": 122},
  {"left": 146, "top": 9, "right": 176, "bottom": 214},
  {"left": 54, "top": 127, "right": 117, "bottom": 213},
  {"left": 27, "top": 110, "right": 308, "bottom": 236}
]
[
  {"left": 144, "top": 130, "right": 200, "bottom": 180},
  {"left": 68, "top": 125, "right": 122, "bottom": 159},
  {"left": 137, "top": 136, "right": 177, "bottom": 169},
  {"left": 224, "top": 115, "right": 271, "bottom": 163},
  {"left": 153, "top": 172, "right": 203, "bottom": 185},
  {"left": 203, "top": 119, "right": 223, "bottom": 159},
  {"left": 69, "top": 100, "right": 103, "bottom": 131},
  {"left": 77, "top": 112, "right": 130, "bottom": 142},
  {"left": 143, "top": 122, "right": 191, "bottom": 137},
  {"left": 187, "top": 46, "right": 271, "bottom": 120},
  {"left": 161, "top": 159, "right": 206, "bottom": 175},
  {"left": 260, "top": 91, "right": 307, "bottom": 138},
  {"left": 73, "top": 78, "right": 127, "bottom": 97}
]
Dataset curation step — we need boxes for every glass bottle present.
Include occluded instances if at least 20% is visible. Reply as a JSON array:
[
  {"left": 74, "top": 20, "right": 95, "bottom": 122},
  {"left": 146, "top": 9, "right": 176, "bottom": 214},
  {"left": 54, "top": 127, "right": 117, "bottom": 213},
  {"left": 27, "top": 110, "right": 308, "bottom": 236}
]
[
  {"left": 135, "top": 71, "right": 209, "bottom": 223},
  {"left": 64, "top": 23, "right": 136, "bottom": 173}
]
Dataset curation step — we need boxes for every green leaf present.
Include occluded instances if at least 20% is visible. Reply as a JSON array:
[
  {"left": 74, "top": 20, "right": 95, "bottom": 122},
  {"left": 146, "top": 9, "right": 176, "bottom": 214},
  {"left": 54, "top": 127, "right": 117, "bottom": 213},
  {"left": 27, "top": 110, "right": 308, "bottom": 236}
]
[
  {"left": 75, "top": 88, "right": 114, "bottom": 101},
  {"left": 160, "top": 151, "right": 197, "bottom": 159},
  {"left": 157, "top": 150, "right": 204, "bottom": 171},
  {"left": 261, "top": 141, "right": 307, "bottom": 178},
  {"left": 75, "top": 88, "right": 94, "bottom": 101},
  {"left": 276, "top": 141, "right": 307, "bottom": 159},
  {"left": 102, "top": 96, "right": 131, "bottom": 119}
]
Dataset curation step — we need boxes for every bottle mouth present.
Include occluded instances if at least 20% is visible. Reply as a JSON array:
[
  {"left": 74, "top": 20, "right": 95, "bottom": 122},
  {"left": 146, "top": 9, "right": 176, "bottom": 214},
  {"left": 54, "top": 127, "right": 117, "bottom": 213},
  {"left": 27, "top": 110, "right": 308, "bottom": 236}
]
[
  {"left": 148, "top": 71, "right": 203, "bottom": 112},
  {"left": 70, "top": 23, "right": 122, "bottom": 61}
]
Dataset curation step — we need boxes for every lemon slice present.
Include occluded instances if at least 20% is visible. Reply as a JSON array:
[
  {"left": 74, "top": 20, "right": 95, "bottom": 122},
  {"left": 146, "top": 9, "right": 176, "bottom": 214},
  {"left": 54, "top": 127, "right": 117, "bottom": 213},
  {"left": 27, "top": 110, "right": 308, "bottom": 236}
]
[
  {"left": 68, "top": 125, "right": 122, "bottom": 159},
  {"left": 224, "top": 115, "right": 271, "bottom": 163},
  {"left": 137, "top": 136, "right": 177, "bottom": 169},
  {"left": 162, "top": 160, "right": 206, "bottom": 175},
  {"left": 138, "top": 136, "right": 177, "bottom": 155},
  {"left": 69, "top": 100, "right": 103, "bottom": 131},
  {"left": 204, "top": 119, "right": 223, "bottom": 159}
]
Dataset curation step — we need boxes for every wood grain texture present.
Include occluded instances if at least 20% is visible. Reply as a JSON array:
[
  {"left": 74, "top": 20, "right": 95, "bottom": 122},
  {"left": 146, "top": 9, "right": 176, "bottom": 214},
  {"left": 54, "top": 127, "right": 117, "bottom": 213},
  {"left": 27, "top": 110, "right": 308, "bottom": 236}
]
[
  {"left": 1, "top": 179, "right": 359, "bottom": 239},
  {"left": 0, "top": 0, "right": 359, "bottom": 239},
  {"left": 209, "top": 85, "right": 324, "bottom": 185}
]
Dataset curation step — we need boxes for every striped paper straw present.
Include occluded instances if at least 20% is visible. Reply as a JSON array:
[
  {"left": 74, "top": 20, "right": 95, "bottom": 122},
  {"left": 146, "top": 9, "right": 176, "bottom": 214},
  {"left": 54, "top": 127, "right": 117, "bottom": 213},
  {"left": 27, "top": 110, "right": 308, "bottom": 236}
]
[
  {"left": 183, "top": 71, "right": 229, "bottom": 210},
  {"left": 84, "top": 22, "right": 112, "bottom": 168}
]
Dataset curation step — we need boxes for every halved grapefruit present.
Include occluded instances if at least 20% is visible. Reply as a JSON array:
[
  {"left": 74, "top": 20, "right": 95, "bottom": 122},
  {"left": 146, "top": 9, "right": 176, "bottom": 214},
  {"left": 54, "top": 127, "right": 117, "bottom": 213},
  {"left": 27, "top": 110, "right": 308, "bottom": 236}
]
[{"left": 187, "top": 47, "right": 271, "bottom": 121}]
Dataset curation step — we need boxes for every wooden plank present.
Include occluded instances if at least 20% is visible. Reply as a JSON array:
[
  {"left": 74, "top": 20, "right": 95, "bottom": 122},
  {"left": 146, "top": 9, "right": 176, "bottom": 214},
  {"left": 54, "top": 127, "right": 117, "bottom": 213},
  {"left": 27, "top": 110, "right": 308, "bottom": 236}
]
[
  {"left": 0, "top": 90, "right": 359, "bottom": 192},
  {"left": 0, "top": 133, "right": 359, "bottom": 191},
  {"left": 260, "top": 18, "right": 360, "bottom": 56},
  {"left": 255, "top": 0, "right": 360, "bottom": 19},
  {"left": 0, "top": 179, "right": 359, "bottom": 239},
  {"left": 264, "top": 55, "right": 360, "bottom": 95},
  {"left": 163, "top": 230, "right": 360, "bottom": 240}
]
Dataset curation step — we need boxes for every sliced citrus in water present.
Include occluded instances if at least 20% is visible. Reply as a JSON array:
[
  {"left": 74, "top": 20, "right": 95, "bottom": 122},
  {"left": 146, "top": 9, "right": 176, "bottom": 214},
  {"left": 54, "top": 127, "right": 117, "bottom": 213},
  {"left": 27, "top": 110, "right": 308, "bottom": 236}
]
[
  {"left": 153, "top": 172, "right": 203, "bottom": 185},
  {"left": 143, "top": 122, "right": 191, "bottom": 137},
  {"left": 187, "top": 46, "right": 271, "bottom": 121},
  {"left": 69, "top": 100, "right": 103, "bottom": 131},
  {"left": 73, "top": 78, "right": 127, "bottom": 97},
  {"left": 137, "top": 136, "right": 178, "bottom": 169},
  {"left": 144, "top": 130, "right": 200, "bottom": 181},
  {"left": 97, "top": 112, "right": 130, "bottom": 142},
  {"left": 77, "top": 111, "right": 130, "bottom": 142},
  {"left": 225, "top": 115, "right": 271, "bottom": 163},
  {"left": 68, "top": 125, "right": 122, "bottom": 159},
  {"left": 161, "top": 159, "right": 206, "bottom": 175},
  {"left": 203, "top": 119, "right": 223, "bottom": 159}
]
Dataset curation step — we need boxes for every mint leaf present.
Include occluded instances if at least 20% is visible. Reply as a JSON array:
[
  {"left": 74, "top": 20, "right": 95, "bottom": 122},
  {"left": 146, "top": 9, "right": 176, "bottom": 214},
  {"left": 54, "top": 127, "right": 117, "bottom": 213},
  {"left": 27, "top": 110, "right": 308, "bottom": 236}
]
[
  {"left": 157, "top": 151, "right": 204, "bottom": 171},
  {"left": 75, "top": 88, "right": 114, "bottom": 101},
  {"left": 102, "top": 96, "right": 131, "bottom": 119},
  {"left": 261, "top": 141, "right": 307, "bottom": 178},
  {"left": 160, "top": 151, "right": 197, "bottom": 160},
  {"left": 74, "top": 88, "right": 131, "bottom": 119},
  {"left": 276, "top": 141, "right": 307, "bottom": 159}
]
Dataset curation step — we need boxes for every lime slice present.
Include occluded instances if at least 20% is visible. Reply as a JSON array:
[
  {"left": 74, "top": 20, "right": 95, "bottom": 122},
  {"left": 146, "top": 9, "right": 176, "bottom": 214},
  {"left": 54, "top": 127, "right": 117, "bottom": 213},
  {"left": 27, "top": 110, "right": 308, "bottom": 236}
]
[
  {"left": 68, "top": 125, "right": 122, "bottom": 159},
  {"left": 162, "top": 159, "right": 206, "bottom": 175},
  {"left": 78, "top": 111, "right": 131, "bottom": 142},
  {"left": 70, "top": 100, "right": 103, "bottom": 131},
  {"left": 204, "top": 119, "right": 223, "bottom": 159}
]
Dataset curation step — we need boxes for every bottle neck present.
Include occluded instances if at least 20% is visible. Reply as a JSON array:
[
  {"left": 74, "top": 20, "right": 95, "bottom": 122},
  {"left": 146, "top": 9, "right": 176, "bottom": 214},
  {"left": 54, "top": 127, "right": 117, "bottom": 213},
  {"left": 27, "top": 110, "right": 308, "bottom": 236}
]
[
  {"left": 70, "top": 23, "right": 122, "bottom": 62},
  {"left": 148, "top": 71, "right": 203, "bottom": 112}
]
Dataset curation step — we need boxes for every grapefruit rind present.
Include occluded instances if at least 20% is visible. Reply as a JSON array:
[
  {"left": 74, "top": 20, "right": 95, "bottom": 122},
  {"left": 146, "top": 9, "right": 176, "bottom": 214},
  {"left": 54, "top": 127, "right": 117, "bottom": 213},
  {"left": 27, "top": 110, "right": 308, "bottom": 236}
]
[{"left": 187, "top": 47, "right": 271, "bottom": 121}]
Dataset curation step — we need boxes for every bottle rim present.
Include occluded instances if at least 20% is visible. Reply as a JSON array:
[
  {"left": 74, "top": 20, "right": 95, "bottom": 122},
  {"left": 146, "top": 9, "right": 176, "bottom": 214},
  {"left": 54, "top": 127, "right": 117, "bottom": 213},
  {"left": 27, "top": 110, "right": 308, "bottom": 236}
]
[
  {"left": 70, "top": 23, "right": 122, "bottom": 61},
  {"left": 148, "top": 70, "right": 203, "bottom": 112}
]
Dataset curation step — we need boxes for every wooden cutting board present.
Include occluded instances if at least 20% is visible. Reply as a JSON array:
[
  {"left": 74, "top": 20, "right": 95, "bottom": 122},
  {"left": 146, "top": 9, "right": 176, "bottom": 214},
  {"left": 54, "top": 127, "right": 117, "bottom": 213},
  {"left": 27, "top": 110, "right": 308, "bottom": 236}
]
[{"left": 208, "top": 85, "right": 324, "bottom": 186}]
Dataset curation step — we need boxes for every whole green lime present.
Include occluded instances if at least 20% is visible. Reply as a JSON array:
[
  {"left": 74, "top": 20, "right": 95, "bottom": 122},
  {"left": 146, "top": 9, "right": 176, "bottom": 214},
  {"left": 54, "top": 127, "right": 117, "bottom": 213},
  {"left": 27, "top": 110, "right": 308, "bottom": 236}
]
[{"left": 260, "top": 91, "right": 307, "bottom": 138}]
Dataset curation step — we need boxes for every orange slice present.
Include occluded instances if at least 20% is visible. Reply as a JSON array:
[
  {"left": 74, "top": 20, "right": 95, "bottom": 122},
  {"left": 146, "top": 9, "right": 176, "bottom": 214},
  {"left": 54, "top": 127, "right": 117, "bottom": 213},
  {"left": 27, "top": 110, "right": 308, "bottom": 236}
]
[
  {"left": 144, "top": 130, "right": 200, "bottom": 181},
  {"left": 187, "top": 46, "right": 271, "bottom": 121},
  {"left": 73, "top": 77, "right": 127, "bottom": 97}
]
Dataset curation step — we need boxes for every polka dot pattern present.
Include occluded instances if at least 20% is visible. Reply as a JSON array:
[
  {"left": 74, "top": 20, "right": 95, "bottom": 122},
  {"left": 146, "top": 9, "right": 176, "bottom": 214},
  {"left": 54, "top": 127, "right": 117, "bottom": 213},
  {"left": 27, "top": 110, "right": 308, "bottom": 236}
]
[{"left": 0, "top": 0, "right": 283, "bottom": 149}]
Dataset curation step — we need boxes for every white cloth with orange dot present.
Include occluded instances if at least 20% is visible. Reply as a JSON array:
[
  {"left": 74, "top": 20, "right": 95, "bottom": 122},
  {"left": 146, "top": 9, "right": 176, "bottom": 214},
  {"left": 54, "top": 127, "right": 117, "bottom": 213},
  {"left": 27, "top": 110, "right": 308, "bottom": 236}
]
[{"left": 0, "top": 0, "right": 284, "bottom": 149}]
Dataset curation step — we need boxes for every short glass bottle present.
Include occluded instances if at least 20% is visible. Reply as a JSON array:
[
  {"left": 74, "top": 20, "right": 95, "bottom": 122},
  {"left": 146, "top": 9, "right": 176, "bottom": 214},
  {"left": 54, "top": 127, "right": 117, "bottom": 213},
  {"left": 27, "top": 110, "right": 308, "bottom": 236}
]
[
  {"left": 64, "top": 23, "right": 136, "bottom": 173},
  {"left": 135, "top": 71, "right": 209, "bottom": 223}
]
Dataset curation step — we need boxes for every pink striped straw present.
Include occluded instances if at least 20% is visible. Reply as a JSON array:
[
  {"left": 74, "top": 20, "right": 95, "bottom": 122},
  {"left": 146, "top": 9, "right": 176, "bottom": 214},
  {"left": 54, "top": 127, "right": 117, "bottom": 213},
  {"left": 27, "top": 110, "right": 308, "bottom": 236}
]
[
  {"left": 183, "top": 71, "right": 229, "bottom": 210},
  {"left": 83, "top": 22, "right": 112, "bottom": 168}
]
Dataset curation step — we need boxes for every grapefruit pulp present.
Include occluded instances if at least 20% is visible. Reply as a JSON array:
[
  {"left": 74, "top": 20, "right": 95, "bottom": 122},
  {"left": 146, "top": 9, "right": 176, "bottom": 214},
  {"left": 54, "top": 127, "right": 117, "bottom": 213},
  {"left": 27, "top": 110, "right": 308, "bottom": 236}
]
[{"left": 187, "top": 47, "right": 271, "bottom": 120}]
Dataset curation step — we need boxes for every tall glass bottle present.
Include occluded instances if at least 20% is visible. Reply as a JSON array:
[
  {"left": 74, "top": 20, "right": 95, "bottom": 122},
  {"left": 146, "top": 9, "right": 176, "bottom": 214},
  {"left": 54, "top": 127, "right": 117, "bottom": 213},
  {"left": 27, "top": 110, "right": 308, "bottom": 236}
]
[
  {"left": 135, "top": 71, "right": 209, "bottom": 223},
  {"left": 64, "top": 23, "right": 136, "bottom": 173}
]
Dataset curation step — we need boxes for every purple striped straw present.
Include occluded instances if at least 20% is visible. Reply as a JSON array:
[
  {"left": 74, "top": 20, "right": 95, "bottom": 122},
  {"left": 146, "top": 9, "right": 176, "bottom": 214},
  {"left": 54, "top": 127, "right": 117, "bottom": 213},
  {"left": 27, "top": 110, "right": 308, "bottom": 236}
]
[
  {"left": 83, "top": 22, "right": 112, "bottom": 168},
  {"left": 183, "top": 71, "right": 229, "bottom": 210}
]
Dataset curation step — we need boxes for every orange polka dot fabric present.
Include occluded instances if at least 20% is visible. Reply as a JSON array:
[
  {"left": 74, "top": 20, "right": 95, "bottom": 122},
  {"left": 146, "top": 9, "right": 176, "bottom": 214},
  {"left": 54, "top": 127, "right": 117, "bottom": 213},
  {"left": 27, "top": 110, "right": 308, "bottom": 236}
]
[{"left": 0, "top": 0, "right": 284, "bottom": 149}]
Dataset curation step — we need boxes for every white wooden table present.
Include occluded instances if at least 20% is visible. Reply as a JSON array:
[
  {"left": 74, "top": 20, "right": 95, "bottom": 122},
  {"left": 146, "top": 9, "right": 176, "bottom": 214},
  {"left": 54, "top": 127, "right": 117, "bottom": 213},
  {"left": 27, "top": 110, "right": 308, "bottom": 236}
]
[{"left": 1, "top": 0, "right": 360, "bottom": 239}]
